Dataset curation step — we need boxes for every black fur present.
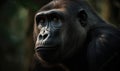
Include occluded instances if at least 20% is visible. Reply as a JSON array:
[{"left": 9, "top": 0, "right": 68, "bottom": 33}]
[{"left": 31, "top": 0, "right": 120, "bottom": 71}]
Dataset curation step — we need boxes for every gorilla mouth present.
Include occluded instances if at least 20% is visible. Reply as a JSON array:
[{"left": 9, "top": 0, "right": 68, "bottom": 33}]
[
  {"left": 35, "top": 45, "right": 60, "bottom": 63},
  {"left": 35, "top": 45, "right": 57, "bottom": 52}
]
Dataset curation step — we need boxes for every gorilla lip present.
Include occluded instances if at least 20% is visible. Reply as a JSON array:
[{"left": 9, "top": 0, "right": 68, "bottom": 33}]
[{"left": 35, "top": 45, "right": 57, "bottom": 52}]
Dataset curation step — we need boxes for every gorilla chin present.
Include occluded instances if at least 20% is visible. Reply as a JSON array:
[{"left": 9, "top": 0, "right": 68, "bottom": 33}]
[{"left": 35, "top": 45, "right": 61, "bottom": 64}]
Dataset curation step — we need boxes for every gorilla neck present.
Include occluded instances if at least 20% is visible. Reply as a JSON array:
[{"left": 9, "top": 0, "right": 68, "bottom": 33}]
[
  {"left": 62, "top": 53, "right": 88, "bottom": 71},
  {"left": 59, "top": 46, "right": 88, "bottom": 71}
]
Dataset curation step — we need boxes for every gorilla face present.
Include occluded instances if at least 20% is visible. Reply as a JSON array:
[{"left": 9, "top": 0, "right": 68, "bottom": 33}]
[{"left": 34, "top": 0, "right": 88, "bottom": 64}]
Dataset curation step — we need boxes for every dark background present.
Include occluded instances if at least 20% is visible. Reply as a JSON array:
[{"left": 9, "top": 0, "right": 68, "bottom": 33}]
[{"left": 0, "top": 0, "right": 120, "bottom": 71}]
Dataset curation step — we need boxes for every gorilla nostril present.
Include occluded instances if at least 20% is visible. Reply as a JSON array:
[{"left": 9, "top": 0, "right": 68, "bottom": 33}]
[
  {"left": 39, "top": 35, "right": 43, "bottom": 40},
  {"left": 39, "top": 34, "right": 48, "bottom": 40},
  {"left": 43, "top": 34, "right": 48, "bottom": 40}
]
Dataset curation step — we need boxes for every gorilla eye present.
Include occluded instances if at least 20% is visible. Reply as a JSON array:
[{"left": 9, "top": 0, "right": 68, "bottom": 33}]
[
  {"left": 39, "top": 19, "right": 45, "bottom": 23},
  {"left": 36, "top": 15, "right": 46, "bottom": 25},
  {"left": 53, "top": 17, "right": 59, "bottom": 22},
  {"left": 50, "top": 14, "right": 60, "bottom": 22}
]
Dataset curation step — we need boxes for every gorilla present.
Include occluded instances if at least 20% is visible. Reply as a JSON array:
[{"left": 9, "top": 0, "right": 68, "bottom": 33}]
[{"left": 30, "top": 0, "right": 120, "bottom": 71}]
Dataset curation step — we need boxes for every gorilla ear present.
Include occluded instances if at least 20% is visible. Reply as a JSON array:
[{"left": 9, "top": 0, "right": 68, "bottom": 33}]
[{"left": 78, "top": 9, "right": 87, "bottom": 27}]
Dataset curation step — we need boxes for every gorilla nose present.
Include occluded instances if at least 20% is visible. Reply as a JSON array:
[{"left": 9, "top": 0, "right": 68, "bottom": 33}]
[{"left": 39, "top": 33, "right": 49, "bottom": 40}]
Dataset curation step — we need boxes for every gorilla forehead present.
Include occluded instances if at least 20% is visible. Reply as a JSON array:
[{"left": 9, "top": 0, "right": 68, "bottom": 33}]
[{"left": 39, "top": 0, "right": 82, "bottom": 15}]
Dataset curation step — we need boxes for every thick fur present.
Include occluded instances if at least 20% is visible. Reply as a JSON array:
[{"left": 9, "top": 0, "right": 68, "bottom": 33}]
[{"left": 31, "top": 0, "right": 120, "bottom": 71}]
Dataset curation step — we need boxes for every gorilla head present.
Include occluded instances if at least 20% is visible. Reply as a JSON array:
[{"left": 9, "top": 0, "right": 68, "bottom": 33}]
[{"left": 34, "top": 0, "right": 88, "bottom": 65}]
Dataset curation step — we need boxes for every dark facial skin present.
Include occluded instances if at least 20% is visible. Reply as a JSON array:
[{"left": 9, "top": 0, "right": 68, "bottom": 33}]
[
  {"left": 35, "top": 10, "right": 63, "bottom": 49},
  {"left": 35, "top": 9, "right": 64, "bottom": 63},
  {"left": 34, "top": 0, "right": 87, "bottom": 65}
]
